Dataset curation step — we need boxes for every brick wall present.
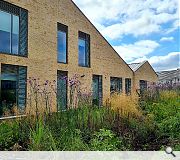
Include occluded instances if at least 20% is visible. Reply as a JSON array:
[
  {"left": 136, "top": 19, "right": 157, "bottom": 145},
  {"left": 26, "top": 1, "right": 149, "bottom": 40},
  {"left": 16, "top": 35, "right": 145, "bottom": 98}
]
[
  {"left": 0, "top": 0, "right": 135, "bottom": 112},
  {"left": 133, "top": 62, "right": 158, "bottom": 90}
]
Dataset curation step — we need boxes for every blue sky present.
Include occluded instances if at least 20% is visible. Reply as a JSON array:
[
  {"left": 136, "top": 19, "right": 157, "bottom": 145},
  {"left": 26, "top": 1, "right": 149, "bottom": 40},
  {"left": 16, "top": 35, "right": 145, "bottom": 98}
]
[{"left": 73, "top": 0, "right": 180, "bottom": 71}]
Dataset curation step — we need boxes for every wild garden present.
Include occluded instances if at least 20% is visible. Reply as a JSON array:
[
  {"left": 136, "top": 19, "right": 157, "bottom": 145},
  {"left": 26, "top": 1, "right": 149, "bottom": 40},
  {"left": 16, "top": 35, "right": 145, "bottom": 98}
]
[{"left": 0, "top": 76, "right": 179, "bottom": 151}]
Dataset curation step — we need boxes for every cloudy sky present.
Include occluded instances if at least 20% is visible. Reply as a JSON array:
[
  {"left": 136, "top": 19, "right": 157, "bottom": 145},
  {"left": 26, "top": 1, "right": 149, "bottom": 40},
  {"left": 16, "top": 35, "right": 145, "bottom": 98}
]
[{"left": 72, "top": 0, "right": 180, "bottom": 71}]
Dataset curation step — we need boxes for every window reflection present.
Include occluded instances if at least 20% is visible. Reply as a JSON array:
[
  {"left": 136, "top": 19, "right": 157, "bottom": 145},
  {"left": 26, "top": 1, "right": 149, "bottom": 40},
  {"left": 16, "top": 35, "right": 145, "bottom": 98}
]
[
  {"left": 0, "top": 10, "right": 19, "bottom": 54},
  {"left": 0, "top": 64, "right": 27, "bottom": 117},
  {"left": 78, "top": 31, "right": 90, "bottom": 67},
  {"left": 110, "top": 77, "right": 122, "bottom": 93},
  {"left": 0, "top": 10, "right": 11, "bottom": 53},
  {"left": 12, "top": 15, "right": 19, "bottom": 54},
  {"left": 0, "top": 65, "right": 18, "bottom": 116},
  {"left": 58, "top": 31, "right": 67, "bottom": 63},
  {"left": 78, "top": 38, "right": 86, "bottom": 66}
]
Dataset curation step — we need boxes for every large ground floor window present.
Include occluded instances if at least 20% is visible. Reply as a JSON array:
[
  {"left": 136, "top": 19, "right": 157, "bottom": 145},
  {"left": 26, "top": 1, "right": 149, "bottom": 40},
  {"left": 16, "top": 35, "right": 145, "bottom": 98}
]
[{"left": 0, "top": 64, "right": 27, "bottom": 117}]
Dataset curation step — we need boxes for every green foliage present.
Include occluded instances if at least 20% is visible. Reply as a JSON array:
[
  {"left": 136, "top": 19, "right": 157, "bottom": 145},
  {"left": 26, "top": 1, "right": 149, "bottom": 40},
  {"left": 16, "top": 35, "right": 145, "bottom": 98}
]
[
  {"left": 140, "top": 90, "right": 180, "bottom": 150},
  {"left": 141, "top": 92, "right": 180, "bottom": 139},
  {"left": 157, "top": 115, "right": 180, "bottom": 139},
  {"left": 0, "top": 121, "right": 19, "bottom": 150},
  {"left": 90, "top": 129, "right": 124, "bottom": 151},
  {"left": 28, "top": 117, "right": 57, "bottom": 151},
  {"left": 58, "top": 129, "right": 89, "bottom": 151},
  {"left": 0, "top": 90, "right": 179, "bottom": 151},
  {"left": 174, "top": 143, "right": 180, "bottom": 151}
]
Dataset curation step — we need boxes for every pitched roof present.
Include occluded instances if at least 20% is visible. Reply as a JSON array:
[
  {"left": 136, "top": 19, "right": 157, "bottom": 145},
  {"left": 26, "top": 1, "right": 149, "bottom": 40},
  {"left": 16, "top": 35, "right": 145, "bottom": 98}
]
[
  {"left": 70, "top": 0, "right": 134, "bottom": 73},
  {"left": 128, "top": 61, "right": 147, "bottom": 72}
]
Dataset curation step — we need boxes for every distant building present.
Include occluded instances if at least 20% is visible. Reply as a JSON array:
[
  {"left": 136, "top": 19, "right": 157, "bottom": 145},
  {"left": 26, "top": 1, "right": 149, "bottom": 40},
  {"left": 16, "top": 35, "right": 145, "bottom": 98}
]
[
  {"left": 128, "top": 61, "right": 158, "bottom": 92},
  {"left": 157, "top": 69, "right": 180, "bottom": 84}
]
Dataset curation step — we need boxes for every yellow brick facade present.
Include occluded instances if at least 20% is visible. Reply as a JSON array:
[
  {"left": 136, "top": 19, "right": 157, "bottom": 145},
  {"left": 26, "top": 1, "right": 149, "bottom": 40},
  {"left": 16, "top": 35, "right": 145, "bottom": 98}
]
[
  {"left": 0, "top": 0, "right": 157, "bottom": 113},
  {"left": 133, "top": 62, "right": 158, "bottom": 90}
]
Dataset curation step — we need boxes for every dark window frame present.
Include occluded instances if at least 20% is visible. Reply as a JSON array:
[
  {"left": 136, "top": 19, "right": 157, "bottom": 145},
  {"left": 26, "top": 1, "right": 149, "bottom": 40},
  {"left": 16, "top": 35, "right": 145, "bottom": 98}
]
[
  {"left": 78, "top": 31, "right": 90, "bottom": 68},
  {"left": 57, "top": 70, "right": 68, "bottom": 111},
  {"left": 139, "top": 80, "right": 147, "bottom": 93},
  {"left": 110, "top": 77, "right": 123, "bottom": 94},
  {"left": 92, "top": 74, "right": 103, "bottom": 107},
  {"left": 57, "top": 23, "right": 68, "bottom": 64},
  {"left": 0, "top": 0, "right": 28, "bottom": 57},
  {"left": 125, "top": 78, "right": 131, "bottom": 94},
  {"left": 0, "top": 63, "right": 27, "bottom": 117}
]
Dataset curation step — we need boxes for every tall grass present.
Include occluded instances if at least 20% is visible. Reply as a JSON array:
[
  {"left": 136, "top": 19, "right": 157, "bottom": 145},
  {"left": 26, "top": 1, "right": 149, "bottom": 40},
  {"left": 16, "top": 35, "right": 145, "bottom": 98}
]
[
  {"left": 0, "top": 78, "right": 179, "bottom": 151},
  {"left": 160, "top": 90, "right": 179, "bottom": 100},
  {"left": 108, "top": 93, "right": 142, "bottom": 118},
  {"left": 28, "top": 116, "right": 57, "bottom": 151}
]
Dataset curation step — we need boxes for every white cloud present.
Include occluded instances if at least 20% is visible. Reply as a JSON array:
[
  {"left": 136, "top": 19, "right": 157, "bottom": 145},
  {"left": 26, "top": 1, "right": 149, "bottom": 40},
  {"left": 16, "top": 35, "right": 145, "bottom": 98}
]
[
  {"left": 160, "top": 37, "right": 174, "bottom": 42},
  {"left": 131, "top": 52, "right": 180, "bottom": 71},
  {"left": 113, "top": 40, "right": 159, "bottom": 61},
  {"left": 72, "top": 0, "right": 179, "bottom": 72},
  {"left": 101, "top": 16, "right": 160, "bottom": 39},
  {"left": 166, "top": 19, "right": 180, "bottom": 34},
  {"left": 73, "top": 0, "right": 179, "bottom": 40}
]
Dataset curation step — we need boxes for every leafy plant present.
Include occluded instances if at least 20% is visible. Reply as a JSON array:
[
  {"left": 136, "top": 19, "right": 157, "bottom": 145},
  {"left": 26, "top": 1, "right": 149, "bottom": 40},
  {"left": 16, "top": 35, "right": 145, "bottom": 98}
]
[
  {"left": 90, "top": 129, "right": 124, "bottom": 151},
  {"left": 0, "top": 121, "right": 19, "bottom": 150},
  {"left": 28, "top": 117, "right": 57, "bottom": 151}
]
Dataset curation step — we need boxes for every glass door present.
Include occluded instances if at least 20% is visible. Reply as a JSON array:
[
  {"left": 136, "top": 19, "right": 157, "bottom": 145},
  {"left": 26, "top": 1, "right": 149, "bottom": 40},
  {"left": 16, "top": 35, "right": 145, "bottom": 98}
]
[
  {"left": 57, "top": 71, "right": 68, "bottom": 111},
  {"left": 92, "top": 75, "right": 102, "bottom": 106}
]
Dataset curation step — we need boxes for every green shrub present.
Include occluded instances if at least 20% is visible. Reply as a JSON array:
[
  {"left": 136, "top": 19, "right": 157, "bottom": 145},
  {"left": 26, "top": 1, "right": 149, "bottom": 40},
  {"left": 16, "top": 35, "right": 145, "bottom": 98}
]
[
  {"left": 90, "top": 129, "right": 124, "bottom": 151},
  {"left": 157, "top": 116, "right": 180, "bottom": 139},
  {"left": 0, "top": 89, "right": 179, "bottom": 151},
  {"left": 0, "top": 121, "right": 19, "bottom": 150},
  {"left": 57, "top": 129, "right": 89, "bottom": 151},
  {"left": 174, "top": 143, "right": 180, "bottom": 151},
  {"left": 28, "top": 118, "right": 57, "bottom": 151}
]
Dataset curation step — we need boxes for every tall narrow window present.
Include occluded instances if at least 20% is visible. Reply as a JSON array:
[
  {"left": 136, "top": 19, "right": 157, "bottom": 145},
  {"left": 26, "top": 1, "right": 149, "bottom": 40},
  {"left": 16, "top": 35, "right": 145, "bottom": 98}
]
[
  {"left": 57, "top": 23, "right": 68, "bottom": 63},
  {"left": 78, "top": 31, "right": 90, "bottom": 67},
  {"left": 0, "top": 64, "right": 27, "bottom": 117},
  {"left": 125, "top": 78, "right": 131, "bottom": 94},
  {"left": 12, "top": 15, "right": 19, "bottom": 54},
  {"left": 110, "top": 77, "right": 122, "bottom": 94},
  {"left": 57, "top": 71, "right": 68, "bottom": 111},
  {"left": 92, "top": 75, "right": 102, "bottom": 106},
  {"left": 0, "top": 1, "right": 28, "bottom": 56}
]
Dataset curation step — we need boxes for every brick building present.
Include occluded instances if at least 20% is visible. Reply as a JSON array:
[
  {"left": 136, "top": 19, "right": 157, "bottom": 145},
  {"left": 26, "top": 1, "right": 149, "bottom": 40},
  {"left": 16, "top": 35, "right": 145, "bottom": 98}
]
[
  {"left": 0, "top": 0, "right": 157, "bottom": 117},
  {"left": 129, "top": 61, "right": 158, "bottom": 92},
  {"left": 157, "top": 68, "right": 180, "bottom": 84}
]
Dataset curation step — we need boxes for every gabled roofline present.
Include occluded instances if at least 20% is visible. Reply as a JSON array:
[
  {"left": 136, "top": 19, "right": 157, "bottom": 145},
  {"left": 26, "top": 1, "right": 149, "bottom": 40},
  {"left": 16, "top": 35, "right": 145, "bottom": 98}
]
[
  {"left": 70, "top": 0, "right": 134, "bottom": 73},
  {"left": 136, "top": 61, "right": 158, "bottom": 77},
  {"left": 128, "top": 61, "right": 147, "bottom": 72}
]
